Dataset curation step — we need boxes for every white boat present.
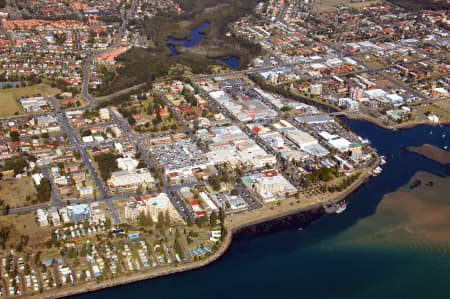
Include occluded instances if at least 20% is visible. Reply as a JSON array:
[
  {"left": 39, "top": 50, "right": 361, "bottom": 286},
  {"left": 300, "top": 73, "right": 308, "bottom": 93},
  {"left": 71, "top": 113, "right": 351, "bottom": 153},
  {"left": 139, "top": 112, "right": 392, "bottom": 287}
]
[
  {"left": 373, "top": 166, "right": 383, "bottom": 176},
  {"left": 336, "top": 203, "right": 347, "bottom": 214},
  {"left": 380, "top": 156, "right": 386, "bottom": 165}
]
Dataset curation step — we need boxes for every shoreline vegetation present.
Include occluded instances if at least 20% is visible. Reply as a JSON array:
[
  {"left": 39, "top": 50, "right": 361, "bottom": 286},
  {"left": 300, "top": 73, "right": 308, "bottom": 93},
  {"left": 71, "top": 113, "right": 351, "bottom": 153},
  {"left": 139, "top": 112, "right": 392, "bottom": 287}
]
[{"left": 41, "top": 156, "right": 378, "bottom": 299}]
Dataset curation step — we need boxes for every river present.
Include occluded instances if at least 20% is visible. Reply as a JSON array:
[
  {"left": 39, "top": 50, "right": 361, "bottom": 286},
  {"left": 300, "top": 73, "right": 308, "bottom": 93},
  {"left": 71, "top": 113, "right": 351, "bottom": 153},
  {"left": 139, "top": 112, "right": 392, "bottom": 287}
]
[{"left": 73, "top": 119, "right": 450, "bottom": 299}]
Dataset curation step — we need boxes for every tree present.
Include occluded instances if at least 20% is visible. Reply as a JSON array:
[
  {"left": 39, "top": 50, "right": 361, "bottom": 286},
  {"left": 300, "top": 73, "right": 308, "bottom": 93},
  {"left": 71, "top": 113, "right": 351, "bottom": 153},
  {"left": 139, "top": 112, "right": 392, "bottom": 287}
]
[
  {"left": 136, "top": 184, "right": 143, "bottom": 196},
  {"left": 174, "top": 238, "right": 184, "bottom": 260},
  {"left": 36, "top": 178, "right": 51, "bottom": 203},
  {"left": 219, "top": 209, "right": 225, "bottom": 223},
  {"left": 1, "top": 205, "right": 9, "bottom": 216},
  {"left": 196, "top": 215, "right": 208, "bottom": 228},
  {"left": 208, "top": 175, "right": 221, "bottom": 191},
  {"left": 157, "top": 211, "right": 165, "bottom": 229},
  {"left": 10, "top": 131, "right": 19, "bottom": 141},
  {"left": 94, "top": 152, "right": 119, "bottom": 181},
  {"left": 164, "top": 210, "right": 170, "bottom": 226},
  {"left": 79, "top": 270, "right": 86, "bottom": 281},
  {"left": 138, "top": 212, "right": 153, "bottom": 227},
  {"left": 0, "top": 226, "right": 10, "bottom": 248},
  {"left": 210, "top": 212, "right": 218, "bottom": 227}
]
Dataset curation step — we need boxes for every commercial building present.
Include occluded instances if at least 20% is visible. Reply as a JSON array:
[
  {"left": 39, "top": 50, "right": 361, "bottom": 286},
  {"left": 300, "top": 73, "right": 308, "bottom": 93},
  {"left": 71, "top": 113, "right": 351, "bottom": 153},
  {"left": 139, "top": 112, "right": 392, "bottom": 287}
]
[
  {"left": 285, "top": 129, "right": 318, "bottom": 149},
  {"left": 124, "top": 193, "right": 181, "bottom": 223},
  {"left": 37, "top": 208, "right": 49, "bottom": 226},
  {"left": 199, "top": 192, "right": 219, "bottom": 213},
  {"left": 250, "top": 122, "right": 309, "bottom": 161},
  {"left": 20, "top": 96, "right": 49, "bottom": 112},
  {"left": 241, "top": 169, "right": 298, "bottom": 202},
  {"left": 108, "top": 168, "right": 154, "bottom": 193},
  {"left": 209, "top": 90, "right": 277, "bottom": 122},
  {"left": 200, "top": 125, "right": 276, "bottom": 169},
  {"left": 363, "top": 89, "right": 388, "bottom": 100},
  {"left": 69, "top": 204, "right": 91, "bottom": 222},
  {"left": 117, "top": 157, "right": 139, "bottom": 171},
  {"left": 295, "top": 114, "right": 334, "bottom": 124},
  {"left": 99, "top": 108, "right": 111, "bottom": 120}
]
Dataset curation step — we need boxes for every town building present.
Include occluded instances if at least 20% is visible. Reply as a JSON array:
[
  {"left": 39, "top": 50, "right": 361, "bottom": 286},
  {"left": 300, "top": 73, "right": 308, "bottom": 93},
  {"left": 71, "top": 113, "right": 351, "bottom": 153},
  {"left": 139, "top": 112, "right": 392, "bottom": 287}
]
[
  {"left": 241, "top": 169, "right": 298, "bottom": 202},
  {"left": 108, "top": 168, "right": 154, "bottom": 193}
]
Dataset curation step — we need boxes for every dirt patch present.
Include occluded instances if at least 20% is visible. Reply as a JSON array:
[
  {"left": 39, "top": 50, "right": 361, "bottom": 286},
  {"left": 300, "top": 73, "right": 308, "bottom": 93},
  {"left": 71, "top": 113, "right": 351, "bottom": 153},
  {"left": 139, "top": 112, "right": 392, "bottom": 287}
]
[{"left": 407, "top": 144, "right": 450, "bottom": 165}]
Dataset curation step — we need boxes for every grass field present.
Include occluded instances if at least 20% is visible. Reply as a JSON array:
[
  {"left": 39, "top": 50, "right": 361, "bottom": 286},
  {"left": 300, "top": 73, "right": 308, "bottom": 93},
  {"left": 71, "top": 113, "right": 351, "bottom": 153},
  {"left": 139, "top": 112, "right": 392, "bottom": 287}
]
[
  {"left": 416, "top": 102, "right": 450, "bottom": 123},
  {"left": 0, "top": 176, "right": 36, "bottom": 208},
  {"left": 434, "top": 100, "right": 450, "bottom": 113},
  {"left": 0, "top": 83, "right": 60, "bottom": 117},
  {"left": 0, "top": 212, "right": 52, "bottom": 251},
  {"left": 313, "top": 0, "right": 381, "bottom": 13}
]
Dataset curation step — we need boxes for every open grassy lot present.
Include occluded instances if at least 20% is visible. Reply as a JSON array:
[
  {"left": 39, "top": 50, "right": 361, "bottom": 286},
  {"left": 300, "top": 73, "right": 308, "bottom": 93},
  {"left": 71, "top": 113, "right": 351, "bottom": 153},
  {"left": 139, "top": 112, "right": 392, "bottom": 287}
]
[
  {"left": 0, "top": 212, "right": 52, "bottom": 252},
  {"left": 314, "top": 0, "right": 381, "bottom": 13},
  {"left": 0, "top": 176, "right": 36, "bottom": 208},
  {"left": 434, "top": 100, "right": 450, "bottom": 113},
  {"left": 0, "top": 83, "right": 60, "bottom": 117},
  {"left": 416, "top": 102, "right": 450, "bottom": 123}
]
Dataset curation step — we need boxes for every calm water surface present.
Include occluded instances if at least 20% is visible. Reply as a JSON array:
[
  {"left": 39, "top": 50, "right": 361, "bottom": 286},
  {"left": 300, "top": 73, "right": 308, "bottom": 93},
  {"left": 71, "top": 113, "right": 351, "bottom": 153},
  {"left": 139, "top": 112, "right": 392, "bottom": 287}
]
[
  {"left": 167, "top": 22, "right": 210, "bottom": 56},
  {"left": 73, "top": 119, "right": 450, "bottom": 299},
  {"left": 215, "top": 56, "right": 240, "bottom": 69}
]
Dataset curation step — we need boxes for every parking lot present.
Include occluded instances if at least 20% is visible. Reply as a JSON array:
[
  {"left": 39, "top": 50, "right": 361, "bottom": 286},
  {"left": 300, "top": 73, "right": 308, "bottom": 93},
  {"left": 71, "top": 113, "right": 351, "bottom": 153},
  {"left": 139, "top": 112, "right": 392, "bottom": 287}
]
[{"left": 147, "top": 139, "right": 209, "bottom": 172}]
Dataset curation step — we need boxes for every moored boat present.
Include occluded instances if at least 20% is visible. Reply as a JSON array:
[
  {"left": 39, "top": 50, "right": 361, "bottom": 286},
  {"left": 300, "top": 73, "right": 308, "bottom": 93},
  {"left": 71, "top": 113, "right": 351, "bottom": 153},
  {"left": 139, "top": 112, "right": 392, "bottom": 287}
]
[
  {"left": 372, "top": 166, "right": 383, "bottom": 176},
  {"left": 335, "top": 203, "right": 347, "bottom": 214}
]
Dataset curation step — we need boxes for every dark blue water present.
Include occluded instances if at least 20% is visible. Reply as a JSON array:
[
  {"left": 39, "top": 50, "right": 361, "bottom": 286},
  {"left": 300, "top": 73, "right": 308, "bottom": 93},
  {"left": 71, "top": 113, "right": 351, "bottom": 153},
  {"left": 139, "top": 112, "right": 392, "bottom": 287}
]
[
  {"left": 215, "top": 56, "right": 240, "bottom": 69},
  {"left": 73, "top": 120, "right": 450, "bottom": 299},
  {"left": 167, "top": 22, "right": 210, "bottom": 56}
]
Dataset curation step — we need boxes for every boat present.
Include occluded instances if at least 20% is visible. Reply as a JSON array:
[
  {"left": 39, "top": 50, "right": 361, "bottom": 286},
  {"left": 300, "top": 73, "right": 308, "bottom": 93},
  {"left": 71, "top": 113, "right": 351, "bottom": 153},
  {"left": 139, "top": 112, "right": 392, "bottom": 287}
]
[
  {"left": 430, "top": 131, "right": 433, "bottom": 135},
  {"left": 335, "top": 203, "right": 347, "bottom": 214},
  {"left": 444, "top": 145, "right": 448, "bottom": 150},
  {"left": 380, "top": 156, "right": 386, "bottom": 165},
  {"left": 372, "top": 166, "right": 383, "bottom": 176},
  {"left": 442, "top": 133, "right": 446, "bottom": 138}
]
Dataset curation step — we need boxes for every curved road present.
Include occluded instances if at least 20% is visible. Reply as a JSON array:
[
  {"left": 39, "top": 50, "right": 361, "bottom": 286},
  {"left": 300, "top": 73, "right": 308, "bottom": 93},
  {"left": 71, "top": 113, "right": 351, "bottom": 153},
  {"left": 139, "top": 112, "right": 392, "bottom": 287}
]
[{"left": 81, "top": 0, "right": 139, "bottom": 106}]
